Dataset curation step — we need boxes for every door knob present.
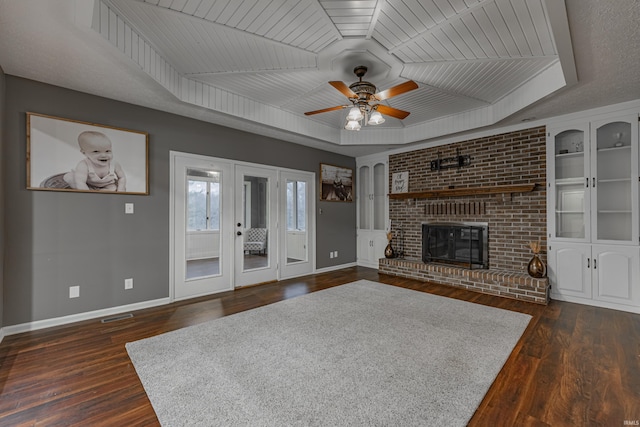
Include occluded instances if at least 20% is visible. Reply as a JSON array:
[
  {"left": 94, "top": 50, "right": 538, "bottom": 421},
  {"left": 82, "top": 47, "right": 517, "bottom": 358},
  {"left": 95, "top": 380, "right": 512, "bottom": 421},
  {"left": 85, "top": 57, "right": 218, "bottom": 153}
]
[
  {"left": 237, "top": 231, "right": 242, "bottom": 236},
  {"left": 237, "top": 223, "right": 242, "bottom": 227}
]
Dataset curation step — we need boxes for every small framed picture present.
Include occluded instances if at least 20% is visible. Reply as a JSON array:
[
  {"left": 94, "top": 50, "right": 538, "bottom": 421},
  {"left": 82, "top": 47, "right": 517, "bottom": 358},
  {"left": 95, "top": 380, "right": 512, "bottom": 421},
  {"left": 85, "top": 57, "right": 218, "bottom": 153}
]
[
  {"left": 27, "top": 112, "right": 149, "bottom": 194},
  {"left": 319, "top": 163, "right": 353, "bottom": 202},
  {"left": 392, "top": 171, "right": 409, "bottom": 193}
]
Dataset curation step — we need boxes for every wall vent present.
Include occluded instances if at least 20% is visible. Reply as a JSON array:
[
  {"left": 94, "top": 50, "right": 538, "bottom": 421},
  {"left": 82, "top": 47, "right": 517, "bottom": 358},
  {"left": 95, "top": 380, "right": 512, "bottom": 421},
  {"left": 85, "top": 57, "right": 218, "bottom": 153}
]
[{"left": 101, "top": 313, "right": 134, "bottom": 323}]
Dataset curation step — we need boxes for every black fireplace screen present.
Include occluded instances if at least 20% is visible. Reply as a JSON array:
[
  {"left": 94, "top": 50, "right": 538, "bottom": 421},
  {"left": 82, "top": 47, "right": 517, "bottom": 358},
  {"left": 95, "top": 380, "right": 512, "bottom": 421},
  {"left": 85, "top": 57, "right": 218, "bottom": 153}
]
[{"left": 422, "top": 222, "right": 488, "bottom": 269}]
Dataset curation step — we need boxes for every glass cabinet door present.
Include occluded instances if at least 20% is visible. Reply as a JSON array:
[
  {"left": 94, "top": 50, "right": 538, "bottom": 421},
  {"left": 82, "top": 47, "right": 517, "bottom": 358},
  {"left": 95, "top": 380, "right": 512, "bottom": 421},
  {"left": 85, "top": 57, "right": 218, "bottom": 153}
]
[
  {"left": 373, "top": 162, "right": 385, "bottom": 231},
  {"left": 359, "top": 161, "right": 387, "bottom": 231},
  {"left": 359, "top": 165, "right": 371, "bottom": 230},
  {"left": 591, "top": 117, "right": 638, "bottom": 243},
  {"left": 551, "top": 125, "right": 590, "bottom": 241}
]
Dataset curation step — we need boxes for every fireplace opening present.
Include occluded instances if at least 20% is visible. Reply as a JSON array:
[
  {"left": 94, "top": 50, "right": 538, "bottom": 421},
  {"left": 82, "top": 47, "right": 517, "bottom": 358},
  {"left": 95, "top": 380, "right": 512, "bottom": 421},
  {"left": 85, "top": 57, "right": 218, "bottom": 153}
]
[{"left": 422, "top": 222, "right": 488, "bottom": 269}]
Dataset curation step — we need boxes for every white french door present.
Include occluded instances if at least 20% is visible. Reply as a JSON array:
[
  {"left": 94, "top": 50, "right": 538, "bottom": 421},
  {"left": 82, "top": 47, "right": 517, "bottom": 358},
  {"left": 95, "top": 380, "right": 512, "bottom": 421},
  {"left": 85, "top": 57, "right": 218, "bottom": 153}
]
[
  {"left": 279, "top": 170, "right": 314, "bottom": 279},
  {"left": 234, "top": 165, "right": 279, "bottom": 287},
  {"left": 172, "top": 153, "right": 233, "bottom": 300},
  {"left": 171, "top": 153, "right": 315, "bottom": 300}
]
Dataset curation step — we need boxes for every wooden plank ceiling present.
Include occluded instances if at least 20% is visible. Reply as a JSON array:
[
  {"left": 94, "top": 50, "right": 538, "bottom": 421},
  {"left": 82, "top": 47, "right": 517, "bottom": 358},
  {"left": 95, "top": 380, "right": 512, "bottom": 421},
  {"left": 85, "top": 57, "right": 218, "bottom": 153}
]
[{"left": 102, "top": 0, "right": 564, "bottom": 141}]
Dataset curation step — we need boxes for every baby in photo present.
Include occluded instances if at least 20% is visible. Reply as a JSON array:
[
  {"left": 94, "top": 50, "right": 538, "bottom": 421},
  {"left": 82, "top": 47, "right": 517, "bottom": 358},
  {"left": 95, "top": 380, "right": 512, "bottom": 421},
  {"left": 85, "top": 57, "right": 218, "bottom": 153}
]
[{"left": 64, "top": 131, "right": 127, "bottom": 192}]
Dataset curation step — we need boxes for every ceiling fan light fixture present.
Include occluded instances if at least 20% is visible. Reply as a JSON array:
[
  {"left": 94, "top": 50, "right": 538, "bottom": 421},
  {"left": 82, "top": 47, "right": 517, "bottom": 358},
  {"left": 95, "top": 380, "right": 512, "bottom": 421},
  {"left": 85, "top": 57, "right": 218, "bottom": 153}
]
[
  {"left": 368, "top": 110, "right": 385, "bottom": 125},
  {"left": 305, "top": 66, "right": 417, "bottom": 128},
  {"left": 345, "top": 120, "right": 361, "bottom": 131},
  {"left": 346, "top": 107, "right": 364, "bottom": 121}
]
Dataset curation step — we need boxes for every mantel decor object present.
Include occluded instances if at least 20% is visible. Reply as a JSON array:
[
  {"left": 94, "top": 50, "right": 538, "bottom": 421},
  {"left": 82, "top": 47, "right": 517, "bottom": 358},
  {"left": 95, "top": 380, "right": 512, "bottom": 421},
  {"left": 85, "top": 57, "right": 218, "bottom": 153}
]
[
  {"left": 392, "top": 171, "right": 409, "bottom": 193},
  {"left": 384, "top": 231, "right": 396, "bottom": 259},
  {"left": 430, "top": 148, "right": 472, "bottom": 172},
  {"left": 527, "top": 241, "right": 546, "bottom": 278}
]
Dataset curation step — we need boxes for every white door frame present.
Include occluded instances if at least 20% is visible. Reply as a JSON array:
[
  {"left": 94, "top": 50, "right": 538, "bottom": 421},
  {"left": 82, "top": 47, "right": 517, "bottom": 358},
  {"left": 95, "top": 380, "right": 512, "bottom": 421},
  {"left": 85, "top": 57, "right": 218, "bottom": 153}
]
[
  {"left": 170, "top": 152, "right": 234, "bottom": 301},
  {"left": 279, "top": 170, "right": 316, "bottom": 279},
  {"left": 234, "top": 165, "right": 278, "bottom": 288},
  {"left": 170, "top": 151, "right": 316, "bottom": 302}
]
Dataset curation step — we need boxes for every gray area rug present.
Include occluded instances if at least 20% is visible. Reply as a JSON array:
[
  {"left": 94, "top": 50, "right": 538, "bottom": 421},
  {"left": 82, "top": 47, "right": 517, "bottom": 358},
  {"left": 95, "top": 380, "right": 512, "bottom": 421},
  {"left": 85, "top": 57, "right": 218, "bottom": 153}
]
[{"left": 126, "top": 280, "right": 531, "bottom": 426}]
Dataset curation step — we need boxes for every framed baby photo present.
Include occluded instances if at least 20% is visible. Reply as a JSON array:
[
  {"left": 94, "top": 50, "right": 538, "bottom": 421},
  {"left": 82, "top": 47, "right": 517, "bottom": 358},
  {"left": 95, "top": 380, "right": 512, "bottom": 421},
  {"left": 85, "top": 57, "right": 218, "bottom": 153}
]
[
  {"left": 319, "top": 163, "right": 353, "bottom": 202},
  {"left": 26, "top": 112, "right": 149, "bottom": 194}
]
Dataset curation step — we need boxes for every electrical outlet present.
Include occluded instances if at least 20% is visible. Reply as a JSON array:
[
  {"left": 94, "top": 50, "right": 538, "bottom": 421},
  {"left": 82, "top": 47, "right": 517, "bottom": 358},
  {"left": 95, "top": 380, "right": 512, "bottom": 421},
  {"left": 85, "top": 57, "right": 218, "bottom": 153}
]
[
  {"left": 125, "top": 203, "right": 134, "bottom": 214},
  {"left": 69, "top": 286, "right": 80, "bottom": 298},
  {"left": 334, "top": 251, "right": 338, "bottom": 258},
  {"left": 124, "top": 278, "right": 133, "bottom": 290},
  {"left": 329, "top": 252, "right": 334, "bottom": 259}
]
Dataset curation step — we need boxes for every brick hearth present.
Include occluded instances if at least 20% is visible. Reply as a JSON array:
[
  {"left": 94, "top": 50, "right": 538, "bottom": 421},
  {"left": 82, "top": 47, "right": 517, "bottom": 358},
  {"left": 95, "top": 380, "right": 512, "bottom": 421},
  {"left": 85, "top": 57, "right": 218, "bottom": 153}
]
[
  {"left": 384, "top": 125, "right": 549, "bottom": 304},
  {"left": 379, "top": 258, "right": 549, "bottom": 304}
]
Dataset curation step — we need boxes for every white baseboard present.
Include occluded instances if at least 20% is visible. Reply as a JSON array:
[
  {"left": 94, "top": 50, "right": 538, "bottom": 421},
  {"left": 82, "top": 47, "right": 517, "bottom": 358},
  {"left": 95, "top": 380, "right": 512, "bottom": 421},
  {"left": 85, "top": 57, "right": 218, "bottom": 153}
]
[
  {"left": 550, "top": 294, "right": 640, "bottom": 314},
  {"left": 2, "top": 297, "right": 171, "bottom": 336},
  {"left": 2, "top": 264, "right": 359, "bottom": 338},
  {"left": 314, "top": 262, "right": 357, "bottom": 275},
  {"left": 356, "top": 260, "right": 380, "bottom": 269}
]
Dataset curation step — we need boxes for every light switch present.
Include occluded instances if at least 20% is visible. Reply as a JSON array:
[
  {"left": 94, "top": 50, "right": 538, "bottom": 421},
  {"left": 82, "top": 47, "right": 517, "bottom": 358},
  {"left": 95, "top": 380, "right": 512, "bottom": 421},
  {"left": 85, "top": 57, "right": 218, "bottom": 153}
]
[{"left": 125, "top": 203, "right": 134, "bottom": 214}]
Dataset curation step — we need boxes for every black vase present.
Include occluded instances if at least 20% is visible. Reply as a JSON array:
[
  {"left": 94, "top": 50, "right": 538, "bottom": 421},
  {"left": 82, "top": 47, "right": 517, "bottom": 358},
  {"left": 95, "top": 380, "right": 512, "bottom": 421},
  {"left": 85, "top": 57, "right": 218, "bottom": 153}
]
[
  {"left": 384, "top": 241, "right": 395, "bottom": 259},
  {"left": 527, "top": 254, "right": 546, "bottom": 278}
]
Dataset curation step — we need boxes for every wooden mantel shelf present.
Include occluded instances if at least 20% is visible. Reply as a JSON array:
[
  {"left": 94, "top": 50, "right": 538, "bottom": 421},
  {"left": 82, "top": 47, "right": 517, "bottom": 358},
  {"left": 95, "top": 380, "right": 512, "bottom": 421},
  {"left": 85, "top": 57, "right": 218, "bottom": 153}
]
[{"left": 388, "top": 183, "right": 537, "bottom": 200}]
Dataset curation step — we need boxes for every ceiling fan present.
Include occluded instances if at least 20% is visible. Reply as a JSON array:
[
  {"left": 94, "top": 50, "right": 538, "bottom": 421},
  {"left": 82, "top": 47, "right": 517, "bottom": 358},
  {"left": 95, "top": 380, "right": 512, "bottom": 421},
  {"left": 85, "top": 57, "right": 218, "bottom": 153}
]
[{"left": 304, "top": 66, "right": 419, "bottom": 130}]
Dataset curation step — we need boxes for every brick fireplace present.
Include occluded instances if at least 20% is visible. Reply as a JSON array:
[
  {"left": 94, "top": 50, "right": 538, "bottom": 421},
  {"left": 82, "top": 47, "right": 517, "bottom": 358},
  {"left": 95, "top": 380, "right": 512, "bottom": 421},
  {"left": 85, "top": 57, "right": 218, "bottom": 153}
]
[{"left": 379, "top": 126, "right": 550, "bottom": 304}]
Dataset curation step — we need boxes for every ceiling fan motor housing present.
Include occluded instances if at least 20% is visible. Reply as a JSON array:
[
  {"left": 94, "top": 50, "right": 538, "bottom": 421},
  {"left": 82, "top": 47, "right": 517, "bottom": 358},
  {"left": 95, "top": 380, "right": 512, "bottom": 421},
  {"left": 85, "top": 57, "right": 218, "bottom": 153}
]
[
  {"left": 349, "top": 81, "right": 377, "bottom": 100},
  {"left": 350, "top": 65, "right": 377, "bottom": 101}
]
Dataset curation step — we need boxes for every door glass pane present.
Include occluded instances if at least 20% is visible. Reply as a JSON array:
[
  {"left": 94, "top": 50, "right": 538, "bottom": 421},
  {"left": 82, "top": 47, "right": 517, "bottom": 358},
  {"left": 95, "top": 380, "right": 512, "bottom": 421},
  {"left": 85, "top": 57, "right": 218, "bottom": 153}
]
[
  {"left": 297, "top": 181, "right": 306, "bottom": 231},
  {"left": 286, "top": 181, "right": 294, "bottom": 230},
  {"left": 185, "top": 168, "right": 220, "bottom": 279},
  {"left": 243, "top": 175, "right": 269, "bottom": 271},
  {"left": 209, "top": 182, "right": 219, "bottom": 230},
  {"left": 596, "top": 121, "right": 632, "bottom": 241},
  {"left": 286, "top": 180, "right": 307, "bottom": 264},
  {"left": 554, "top": 129, "right": 586, "bottom": 239},
  {"left": 187, "top": 179, "right": 207, "bottom": 230}
]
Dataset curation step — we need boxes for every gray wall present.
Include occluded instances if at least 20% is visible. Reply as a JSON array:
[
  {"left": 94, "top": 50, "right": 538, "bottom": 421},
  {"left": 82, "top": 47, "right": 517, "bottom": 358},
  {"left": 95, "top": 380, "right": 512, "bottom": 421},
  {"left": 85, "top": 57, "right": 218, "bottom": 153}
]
[
  {"left": 3, "top": 76, "right": 356, "bottom": 327},
  {"left": 0, "top": 67, "right": 5, "bottom": 330}
]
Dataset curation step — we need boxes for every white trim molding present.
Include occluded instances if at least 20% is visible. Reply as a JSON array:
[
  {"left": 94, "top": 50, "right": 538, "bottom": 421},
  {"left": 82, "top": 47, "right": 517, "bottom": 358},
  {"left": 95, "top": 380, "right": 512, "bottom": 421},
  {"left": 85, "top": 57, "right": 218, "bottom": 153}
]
[
  {"left": 2, "top": 297, "right": 171, "bottom": 336},
  {"left": 314, "top": 262, "right": 357, "bottom": 275}
]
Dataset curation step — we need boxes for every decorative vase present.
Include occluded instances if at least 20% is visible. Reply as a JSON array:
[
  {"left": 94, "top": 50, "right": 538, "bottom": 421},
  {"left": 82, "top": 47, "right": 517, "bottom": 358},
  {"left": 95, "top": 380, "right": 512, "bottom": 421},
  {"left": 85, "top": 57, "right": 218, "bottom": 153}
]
[
  {"left": 384, "top": 241, "right": 395, "bottom": 259},
  {"left": 527, "top": 253, "right": 546, "bottom": 278}
]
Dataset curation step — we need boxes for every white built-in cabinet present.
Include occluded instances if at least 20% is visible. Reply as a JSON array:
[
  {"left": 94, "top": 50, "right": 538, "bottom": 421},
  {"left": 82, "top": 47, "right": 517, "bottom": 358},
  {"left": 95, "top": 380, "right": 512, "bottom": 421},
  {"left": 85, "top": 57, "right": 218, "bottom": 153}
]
[
  {"left": 356, "top": 156, "right": 388, "bottom": 268},
  {"left": 549, "top": 242, "right": 640, "bottom": 306},
  {"left": 547, "top": 112, "right": 640, "bottom": 312}
]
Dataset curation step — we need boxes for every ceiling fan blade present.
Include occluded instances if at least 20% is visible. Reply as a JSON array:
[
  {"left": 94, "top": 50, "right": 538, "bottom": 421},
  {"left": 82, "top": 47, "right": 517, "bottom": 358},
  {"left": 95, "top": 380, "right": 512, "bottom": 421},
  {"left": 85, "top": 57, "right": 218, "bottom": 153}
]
[
  {"left": 304, "top": 105, "right": 348, "bottom": 116},
  {"left": 329, "top": 81, "right": 358, "bottom": 99},
  {"left": 376, "top": 104, "right": 411, "bottom": 120},
  {"left": 375, "top": 80, "right": 419, "bottom": 101}
]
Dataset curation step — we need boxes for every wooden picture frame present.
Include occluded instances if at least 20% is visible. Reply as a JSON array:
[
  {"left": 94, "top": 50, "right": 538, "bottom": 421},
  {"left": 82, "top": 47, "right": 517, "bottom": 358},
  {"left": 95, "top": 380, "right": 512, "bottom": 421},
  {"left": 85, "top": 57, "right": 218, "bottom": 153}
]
[
  {"left": 319, "top": 163, "right": 353, "bottom": 202},
  {"left": 27, "top": 112, "right": 149, "bottom": 194},
  {"left": 392, "top": 171, "right": 409, "bottom": 193}
]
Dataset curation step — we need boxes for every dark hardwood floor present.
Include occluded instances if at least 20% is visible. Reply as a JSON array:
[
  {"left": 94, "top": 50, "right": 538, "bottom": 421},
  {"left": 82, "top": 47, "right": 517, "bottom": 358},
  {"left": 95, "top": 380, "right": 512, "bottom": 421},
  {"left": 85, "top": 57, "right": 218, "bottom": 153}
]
[{"left": 0, "top": 266, "right": 638, "bottom": 426}]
